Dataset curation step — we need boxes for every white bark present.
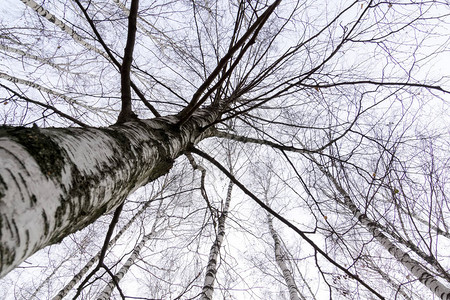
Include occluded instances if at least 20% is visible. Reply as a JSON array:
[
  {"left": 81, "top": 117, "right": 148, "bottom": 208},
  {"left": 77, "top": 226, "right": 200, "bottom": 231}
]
[
  {"left": 266, "top": 213, "right": 304, "bottom": 300},
  {"left": 0, "top": 72, "right": 111, "bottom": 115},
  {"left": 200, "top": 181, "right": 233, "bottom": 300},
  {"left": 52, "top": 192, "right": 161, "bottom": 300},
  {"left": 321, "top": 167, "right": 450, "bottom": 300},
  {"left": 0, "top": 45, "right": 67, "bottom": 72},
  {"left": 53, "top": 252, "right": 96, "bottom": 300},
  {"left": 97, "top": 205, "right": 162, "bottom": 300},
  {"left": 0, "top": 109, "right": 217, "bottom": 278},
  {"left": 217, "top": 132, "right": 450, "bottom": 299},
  {"left": 19, "top": 0, "right": 107, "bottom": 58},
  {"left": 97, "top": 230, "right": 161, "bottom": 300}
]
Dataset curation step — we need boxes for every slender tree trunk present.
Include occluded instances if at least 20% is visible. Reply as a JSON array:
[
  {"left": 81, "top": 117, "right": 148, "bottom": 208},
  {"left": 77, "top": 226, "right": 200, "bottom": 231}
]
[
  {"left": 266, "top": 213, "right": 305, "bottom": 300},
  {"left": 19, "top": 0, "right": 106, "bottom": 57},
  {"left": 52, "top": 193, "right": 160, "bottom": 300},
  {"left": 31, "top": 254, "right": 71, "bottom": 299},
  {"left": 97, "top": 230, "right": 161, "bottom": 300},
  {"left": 365, "top": 258, "right": 415, "bottom": 300},
  {"left": 201, "top": 181, "right": 233, "bottom": 300},
  {"left": 97, "top": 207, "right": 162, "bottom": 300},
  {"left": 0, "top": 109, "right": 217, "bottom": 278},
  {"left": 317, "top": 164, "right": 450, "bottom": 299},
  {"left": 216, "top": 132, "right": 450, "bottom": 299}
]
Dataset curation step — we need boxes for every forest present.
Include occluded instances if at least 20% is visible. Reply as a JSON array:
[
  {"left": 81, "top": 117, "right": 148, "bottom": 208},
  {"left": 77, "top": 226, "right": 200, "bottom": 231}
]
[{"left": 0, "top": 0, "right": 449, "bottom": 299}]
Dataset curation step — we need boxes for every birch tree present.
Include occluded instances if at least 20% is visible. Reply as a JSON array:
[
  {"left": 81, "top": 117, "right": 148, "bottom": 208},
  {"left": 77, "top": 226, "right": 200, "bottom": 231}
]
[
  {"left": 200, "top": 180, "right": 233, "bottom": 300},
  {"left": 1, "top": 0, "right": 450, "bottom": 299},
  {"left": 266, "top": 207, "right": 305, "bottom": 300}
]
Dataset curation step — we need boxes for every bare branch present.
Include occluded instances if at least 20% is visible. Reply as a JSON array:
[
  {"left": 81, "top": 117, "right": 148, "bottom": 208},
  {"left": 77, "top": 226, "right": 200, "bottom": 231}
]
[{"left": 190, "top": 147, "right": 386, "bottom": 300}]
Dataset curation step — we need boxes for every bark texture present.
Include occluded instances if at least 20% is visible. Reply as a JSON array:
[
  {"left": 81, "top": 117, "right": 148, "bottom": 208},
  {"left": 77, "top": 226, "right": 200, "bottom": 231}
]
[{"left": 0, "top": 110, "right": 216, "bottom": 278}]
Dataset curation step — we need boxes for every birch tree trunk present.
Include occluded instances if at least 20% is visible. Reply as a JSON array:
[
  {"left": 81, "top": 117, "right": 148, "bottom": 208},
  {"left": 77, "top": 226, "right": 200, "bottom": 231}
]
[
  {"left": 52, "top": 191, "right": 161, "bottom": 300},
  {"left": 19, "top": 0, "right": 107, "bottom": 57},
  {"left": 97, "top": 208, "right": 162, "bottom": 300},
  {"left": 97, "top": 229, "right": 161, "bottom": 300},
  {"left": 266, "top": 213, "right": 304, "bottom": 300},
  {"left": 317, "top": 164, "right": 450, "bottom": 300},
  {"left": 0, "top": 109, "right": 217, "bottom": 278},
  {"left": 217, "top": 132, "right": 450, "bottom": 299},
  {"left": 201, "top": 181, "right": 233, "bottom": 300},
  {"left": 30, "top": 254, "right": 71, "bottom": 300}
]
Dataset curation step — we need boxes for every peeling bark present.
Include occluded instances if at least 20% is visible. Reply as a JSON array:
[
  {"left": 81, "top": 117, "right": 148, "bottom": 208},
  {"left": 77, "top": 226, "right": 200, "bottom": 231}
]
[{"left": 0, "top": 109, "right": 217, "bottom": 278}]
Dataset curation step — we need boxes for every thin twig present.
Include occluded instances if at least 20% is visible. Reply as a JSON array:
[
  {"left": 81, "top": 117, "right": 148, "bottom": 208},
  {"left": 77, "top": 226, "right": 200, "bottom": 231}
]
[
  {"left": 0, "top": 84, "right": 89, "bottom": 127},
  {"left": 72, "top": 202, "right": 125, "bottom": 299}
]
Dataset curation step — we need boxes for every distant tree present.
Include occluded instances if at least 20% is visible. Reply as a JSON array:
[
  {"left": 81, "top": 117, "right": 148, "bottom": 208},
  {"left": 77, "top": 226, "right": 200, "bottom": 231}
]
[{"left": 1, "top": 0, "right": 449, "bottom": 299}]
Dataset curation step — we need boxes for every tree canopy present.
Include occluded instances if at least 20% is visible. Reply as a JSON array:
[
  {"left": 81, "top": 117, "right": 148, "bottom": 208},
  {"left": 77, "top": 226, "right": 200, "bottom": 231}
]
[{"left": 0, "top": 0, "right": 449, "bottom": 299}]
